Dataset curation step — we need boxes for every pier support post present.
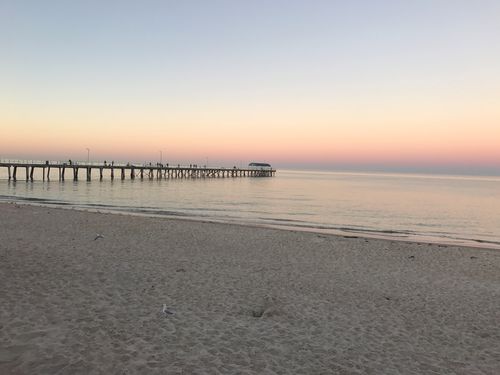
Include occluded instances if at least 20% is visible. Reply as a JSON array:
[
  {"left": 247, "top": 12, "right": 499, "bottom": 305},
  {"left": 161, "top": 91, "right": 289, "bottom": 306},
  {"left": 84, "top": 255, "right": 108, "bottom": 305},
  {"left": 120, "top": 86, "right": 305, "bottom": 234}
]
[
  {"left": 47, "top": 166, "right": 51, "bottom": 181},
  {"left": 121, "top": 168, "right": 125, "bottom": 180},
  {"left": 13, "top": 166, "right": 17, "bottom": 181},
  {"left": 111, "top": 168, "right": 114, "bottom": 180},
  {"left": 131, "top": 168, "right": 135, "bottom": 179},
  {"left": 86, "top": 167, "right": 91, "bottom": 181},
  {"left": 42, "top": 167, "right": 45, "bottom": 181},
  {"left": 25, "top": 167, "right": 29, "bottom": 181},
  {"left": 30, "top": 167, "right": 35, "bottom": 181},
  {"left": 73, "top": 168, "right": 78, "bottom": 181},
  {"left": 8, "top": 166, "right": 11, "bottom": 180},
  {"left": 62, "top": 167, "right": 65, "bottom": 181},
  {"left": 100, "top": 168, "right": 103, "bottom": 180},
  {"left": 140, "top": 169, "right": 144, "bottom": 179}
]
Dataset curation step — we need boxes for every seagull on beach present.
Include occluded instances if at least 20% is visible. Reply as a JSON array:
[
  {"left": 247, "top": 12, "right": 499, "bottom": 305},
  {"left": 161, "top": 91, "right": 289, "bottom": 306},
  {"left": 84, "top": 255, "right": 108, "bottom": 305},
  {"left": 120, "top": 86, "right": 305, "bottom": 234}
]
[
  {"left": 162, "top": 304, "right": 174, "bottom": 316},
  {"left": 94, "top": 234, "right": 104, "bottom": 241}
]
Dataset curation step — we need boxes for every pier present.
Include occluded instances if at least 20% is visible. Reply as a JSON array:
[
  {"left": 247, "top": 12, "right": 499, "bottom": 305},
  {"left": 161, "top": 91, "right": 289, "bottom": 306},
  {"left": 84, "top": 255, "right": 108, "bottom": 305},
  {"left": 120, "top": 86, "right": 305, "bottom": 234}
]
[{"left": 0, "top": 160, "right": 276, "bottom": 182}]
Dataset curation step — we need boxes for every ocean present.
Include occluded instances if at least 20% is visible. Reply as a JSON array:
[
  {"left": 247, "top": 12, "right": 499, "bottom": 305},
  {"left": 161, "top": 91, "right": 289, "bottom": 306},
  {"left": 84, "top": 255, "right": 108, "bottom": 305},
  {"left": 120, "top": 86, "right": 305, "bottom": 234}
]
[{"left": 1, "top": 168, "right": 499, "bottom": 249}]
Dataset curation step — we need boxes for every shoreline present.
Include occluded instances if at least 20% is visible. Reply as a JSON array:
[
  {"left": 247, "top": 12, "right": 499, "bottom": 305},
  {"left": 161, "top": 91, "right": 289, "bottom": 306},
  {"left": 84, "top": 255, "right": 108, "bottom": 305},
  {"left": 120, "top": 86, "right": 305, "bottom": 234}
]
[
  {"left": 1, "top": 202, "right": 499, "bottom": 373},
  {"left": 2, "top": 198, "right": 499, "bottom": 251}
]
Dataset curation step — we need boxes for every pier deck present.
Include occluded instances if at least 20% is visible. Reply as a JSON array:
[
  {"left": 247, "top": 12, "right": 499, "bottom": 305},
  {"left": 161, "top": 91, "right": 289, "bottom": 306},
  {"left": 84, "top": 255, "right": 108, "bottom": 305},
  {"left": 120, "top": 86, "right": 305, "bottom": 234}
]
[{"left": 0, "top": 161, "right": 275, "bottom": 181}]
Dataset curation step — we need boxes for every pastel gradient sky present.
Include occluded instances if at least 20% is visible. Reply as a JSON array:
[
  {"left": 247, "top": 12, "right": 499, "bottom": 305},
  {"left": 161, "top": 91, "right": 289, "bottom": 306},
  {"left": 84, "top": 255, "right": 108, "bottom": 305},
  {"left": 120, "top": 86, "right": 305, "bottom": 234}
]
[{"left": 1, "top": 0, "right": 499, "bottom": 174}]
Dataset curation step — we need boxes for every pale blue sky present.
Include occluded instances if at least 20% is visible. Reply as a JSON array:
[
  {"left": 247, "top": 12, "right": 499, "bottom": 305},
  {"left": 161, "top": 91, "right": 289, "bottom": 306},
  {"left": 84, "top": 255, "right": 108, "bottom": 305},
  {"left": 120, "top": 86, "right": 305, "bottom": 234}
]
[{"left": 3, "top": 0, "right": 499, "bottom": 94}]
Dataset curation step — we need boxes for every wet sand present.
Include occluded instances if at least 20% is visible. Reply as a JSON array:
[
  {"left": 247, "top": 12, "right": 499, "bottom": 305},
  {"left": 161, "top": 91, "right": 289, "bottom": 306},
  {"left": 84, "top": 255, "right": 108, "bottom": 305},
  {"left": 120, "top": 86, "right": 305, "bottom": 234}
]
[{"left": 1, "top": 202, "right": 499, "bottom": 374}]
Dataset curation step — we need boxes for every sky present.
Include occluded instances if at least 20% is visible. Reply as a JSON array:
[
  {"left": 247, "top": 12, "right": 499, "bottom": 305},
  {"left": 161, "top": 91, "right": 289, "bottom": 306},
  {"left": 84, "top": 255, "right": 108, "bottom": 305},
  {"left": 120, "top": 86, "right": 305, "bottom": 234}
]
[{"left": 1, "top": 0, "right": 499, "bottom": 174}]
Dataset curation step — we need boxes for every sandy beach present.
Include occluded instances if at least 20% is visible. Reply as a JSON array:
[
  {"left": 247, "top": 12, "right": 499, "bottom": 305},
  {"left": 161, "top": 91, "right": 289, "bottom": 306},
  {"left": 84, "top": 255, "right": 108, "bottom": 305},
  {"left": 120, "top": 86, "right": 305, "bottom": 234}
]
[{"left": 0, "top": 202, "right": 499, "bottom": 374}]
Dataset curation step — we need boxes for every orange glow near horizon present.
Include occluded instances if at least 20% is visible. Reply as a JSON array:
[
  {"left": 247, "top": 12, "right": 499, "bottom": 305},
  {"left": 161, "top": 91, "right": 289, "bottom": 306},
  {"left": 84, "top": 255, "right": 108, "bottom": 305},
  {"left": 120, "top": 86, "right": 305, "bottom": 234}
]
[
  {"left": 1, "top": 92, "right": 500, "bottom": 168},
  {"left": 2, "top": 107, "right": 499, "bottom": 168},
  {"left": 2, "top": 91, "right": 500, "bottom": 168}
]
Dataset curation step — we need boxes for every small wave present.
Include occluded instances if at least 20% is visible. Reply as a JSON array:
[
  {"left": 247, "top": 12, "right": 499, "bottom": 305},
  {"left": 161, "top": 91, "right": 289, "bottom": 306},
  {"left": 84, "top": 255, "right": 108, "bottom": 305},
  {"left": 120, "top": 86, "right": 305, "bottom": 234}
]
[{"left": 257, "top": 217, "right": 310, "bottom": 224}]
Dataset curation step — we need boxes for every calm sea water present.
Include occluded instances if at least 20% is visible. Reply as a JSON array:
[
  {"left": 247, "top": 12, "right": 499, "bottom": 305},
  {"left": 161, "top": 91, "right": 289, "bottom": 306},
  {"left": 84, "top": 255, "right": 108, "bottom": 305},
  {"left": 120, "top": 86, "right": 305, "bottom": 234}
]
[{"left": 1, "top": 169, "right": 499, "bottom": 249}]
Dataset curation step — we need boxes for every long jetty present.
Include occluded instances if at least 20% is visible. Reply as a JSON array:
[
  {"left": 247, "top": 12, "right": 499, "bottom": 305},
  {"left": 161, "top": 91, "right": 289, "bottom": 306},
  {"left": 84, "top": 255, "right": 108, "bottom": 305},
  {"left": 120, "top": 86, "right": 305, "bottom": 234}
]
[{"left": 0, "top": 160, "right": 276, "bottom": 181}]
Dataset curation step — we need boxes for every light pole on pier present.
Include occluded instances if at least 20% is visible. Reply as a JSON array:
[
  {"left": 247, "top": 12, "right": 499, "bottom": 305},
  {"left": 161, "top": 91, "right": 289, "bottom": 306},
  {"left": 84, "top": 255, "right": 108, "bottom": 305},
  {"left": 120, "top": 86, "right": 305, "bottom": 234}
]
[{"left": 86, "top": 148, "right": 90, "bottom": 164}]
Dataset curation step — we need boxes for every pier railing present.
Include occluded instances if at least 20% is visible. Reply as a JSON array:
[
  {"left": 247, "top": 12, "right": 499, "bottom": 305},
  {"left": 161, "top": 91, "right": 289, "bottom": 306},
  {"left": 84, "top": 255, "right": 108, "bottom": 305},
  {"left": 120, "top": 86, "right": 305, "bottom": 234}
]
[{"left": 0, "top": 159, "right": 193, "bottom": 168}]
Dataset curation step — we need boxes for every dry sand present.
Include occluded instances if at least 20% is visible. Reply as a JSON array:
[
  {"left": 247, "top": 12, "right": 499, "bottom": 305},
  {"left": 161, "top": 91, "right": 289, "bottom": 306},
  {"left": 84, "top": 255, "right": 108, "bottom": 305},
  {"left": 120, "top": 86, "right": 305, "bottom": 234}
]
[{"left": 0, "top": 202, "right": 499, "bottom": 374}]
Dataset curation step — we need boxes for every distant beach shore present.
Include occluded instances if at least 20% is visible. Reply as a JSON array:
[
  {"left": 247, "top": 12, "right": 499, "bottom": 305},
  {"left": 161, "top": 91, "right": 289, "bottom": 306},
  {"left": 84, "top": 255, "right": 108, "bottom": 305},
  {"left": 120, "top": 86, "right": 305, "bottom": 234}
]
[{"left": 1, "top": 202, "right": 499, "bottom": 374}]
